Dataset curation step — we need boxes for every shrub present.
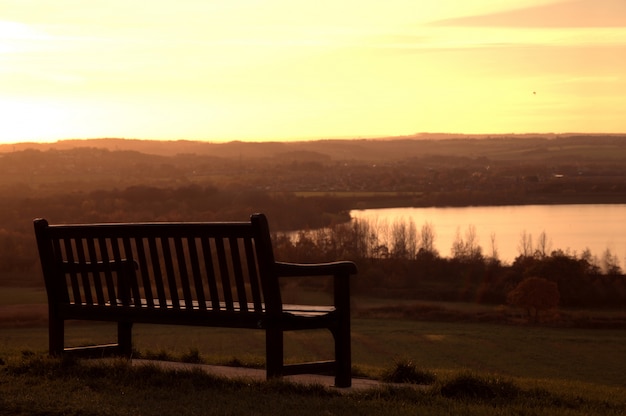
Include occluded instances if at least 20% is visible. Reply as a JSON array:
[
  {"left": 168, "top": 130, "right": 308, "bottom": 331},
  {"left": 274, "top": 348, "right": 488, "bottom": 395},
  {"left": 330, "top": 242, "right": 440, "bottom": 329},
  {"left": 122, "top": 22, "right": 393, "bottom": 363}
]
[
  {"left": 440, "top": 373, "right": 520, "bottom": 401},
  {"left": 180, "top": 348, "right": 204, "bottom": 364},
  {"left": 381, "top": 358, "right": 436, "bottom": 385}
]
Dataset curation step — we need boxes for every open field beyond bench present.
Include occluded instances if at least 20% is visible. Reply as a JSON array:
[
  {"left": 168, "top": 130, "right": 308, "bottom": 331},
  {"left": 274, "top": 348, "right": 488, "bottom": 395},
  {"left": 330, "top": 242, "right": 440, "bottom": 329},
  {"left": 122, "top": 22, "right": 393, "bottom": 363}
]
[{"left": 33, "top": 213, "right": 357, "bottom": 387}]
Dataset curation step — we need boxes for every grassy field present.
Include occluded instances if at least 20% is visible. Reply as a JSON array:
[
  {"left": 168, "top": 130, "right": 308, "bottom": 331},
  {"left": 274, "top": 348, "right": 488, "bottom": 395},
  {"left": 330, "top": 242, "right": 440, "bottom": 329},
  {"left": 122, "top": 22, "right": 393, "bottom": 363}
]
[
  {"left": 1, "top": 286, "right": 625, "bottom": 415},
  {"left": 0, "top": 287, "right": 47, "bottom": 306},
  {"left": 1, "top": 319, "right": 625, "bottom": 415},
  {"left": 3, "top": 354, "right": 624, "bottom": 416},
  {"left": 1, "top": 289, "right": 625, "bottom": 387},
  {"left": 2, "top": 318, "right": 625, "bottom": 386}
]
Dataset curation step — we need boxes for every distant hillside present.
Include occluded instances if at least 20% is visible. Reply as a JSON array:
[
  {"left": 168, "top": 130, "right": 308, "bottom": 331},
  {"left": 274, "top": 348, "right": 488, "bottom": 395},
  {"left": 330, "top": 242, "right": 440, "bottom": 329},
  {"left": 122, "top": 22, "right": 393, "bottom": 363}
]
[{"left": 1, "top": 134, "right": 626, "bottom": 162}]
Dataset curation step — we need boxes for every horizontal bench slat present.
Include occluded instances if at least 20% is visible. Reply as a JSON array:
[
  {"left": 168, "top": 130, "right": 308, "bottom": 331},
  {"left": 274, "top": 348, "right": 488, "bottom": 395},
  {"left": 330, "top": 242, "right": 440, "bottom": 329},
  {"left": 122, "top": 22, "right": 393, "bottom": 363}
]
[
  {"left": 59, "top": 299, "right": 334, "bottom": 315},
  {"left": 44, "top": 222, "right": 256, "bottom": 240}
]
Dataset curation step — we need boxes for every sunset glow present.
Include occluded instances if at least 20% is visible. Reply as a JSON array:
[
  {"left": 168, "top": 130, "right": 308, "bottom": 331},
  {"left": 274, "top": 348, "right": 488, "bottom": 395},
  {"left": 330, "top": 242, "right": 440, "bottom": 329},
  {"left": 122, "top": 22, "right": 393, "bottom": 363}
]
[{"left": 1, "top": 0, "right": 625, "bottom": 144}]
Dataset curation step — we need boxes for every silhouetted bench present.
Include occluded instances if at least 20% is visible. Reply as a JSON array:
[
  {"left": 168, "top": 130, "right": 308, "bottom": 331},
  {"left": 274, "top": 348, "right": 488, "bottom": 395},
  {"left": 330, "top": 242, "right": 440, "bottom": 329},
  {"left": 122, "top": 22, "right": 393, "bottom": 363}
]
[{"left": 34, "top": 213, "right": 357, "bottom": 387}]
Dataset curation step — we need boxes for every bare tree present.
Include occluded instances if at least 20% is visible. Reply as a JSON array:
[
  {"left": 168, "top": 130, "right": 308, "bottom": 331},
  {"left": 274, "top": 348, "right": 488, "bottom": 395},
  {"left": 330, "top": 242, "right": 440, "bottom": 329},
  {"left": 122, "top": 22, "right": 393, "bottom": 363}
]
[
  {"left": 580, "top": 248, "right": 601, "bottom": 274},
  {"left": 419, "top": 221, "right": 437, "bottom": 256},
  {"left": 390, "top": 218, "right": 417, "bottom": 259},
  {"left": 601, "top": 248, "right": 622, "bottom": 275},
  {"left": 535, "top": 231, "right": 551, "bottom": 258},
  {"left": 451, "top": 227, "right": 463, "bottom": 259},
  {"left": 517, "top": 230, "right": 533, "bottom": 257},
  {"left": 489, "top": 232, "right": 499, "bottom": 261},
  {"left": 451, "top": 225, "right": 482, "bottom": 261},
  {"left": 358, "top": 217, "right": 389, "bottom": 259}
]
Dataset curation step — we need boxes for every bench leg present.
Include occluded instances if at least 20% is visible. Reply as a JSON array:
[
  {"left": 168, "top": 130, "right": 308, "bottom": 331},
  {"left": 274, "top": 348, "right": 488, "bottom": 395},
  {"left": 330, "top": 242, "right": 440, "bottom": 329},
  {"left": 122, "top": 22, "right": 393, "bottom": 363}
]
[
  {"left": 49, "top": 316, "right": 64, "bottom": 356},
  {"left": 118, "top": 321, "right": 133, "bottom": 357},
  {"left": 333, "top": 316, "right": 352, "bottom": 388},
  {"left": 334, "top": 331, "right": 351, "bottom": 388},
  {"left": 266, "top": 327, "right": 283, "bottom": 379},
  {"left": 333, "top": 271, "right": 352, "bottom": 387}
]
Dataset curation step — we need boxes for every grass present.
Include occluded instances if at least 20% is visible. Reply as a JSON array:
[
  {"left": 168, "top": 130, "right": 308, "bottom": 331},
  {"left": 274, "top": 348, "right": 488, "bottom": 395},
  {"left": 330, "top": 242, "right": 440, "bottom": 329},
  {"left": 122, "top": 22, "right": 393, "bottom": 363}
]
[
  {"left": 352, "top": 319, "right": 626, "bottom": 386},
  {"left": 381, "top": 358, "right": 437, "bottom": 385},
  {"left": 1, "top": 289, "right": 625, "bottom": 414},
  {"left": 0, "top": 287, "right": 47, "bottom": 305},
  {"left": 0, "top": 351, "right": 624, "bottom": 416},
  {"left": 2, "top": 318, "right": 625, "bottom": 386}
]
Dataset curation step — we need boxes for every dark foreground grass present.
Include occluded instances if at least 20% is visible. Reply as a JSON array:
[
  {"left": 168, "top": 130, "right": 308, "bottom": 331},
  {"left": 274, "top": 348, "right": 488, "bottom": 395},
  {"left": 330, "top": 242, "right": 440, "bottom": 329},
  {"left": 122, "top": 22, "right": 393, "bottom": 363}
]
[{"left": 1, "top": 352, "right": 625, "bottom": 416}]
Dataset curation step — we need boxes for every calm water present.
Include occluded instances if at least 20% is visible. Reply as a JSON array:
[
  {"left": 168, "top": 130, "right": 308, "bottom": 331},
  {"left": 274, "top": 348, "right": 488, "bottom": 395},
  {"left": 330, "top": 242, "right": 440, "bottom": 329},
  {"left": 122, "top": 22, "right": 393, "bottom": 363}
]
[{"left": 350, "top": 204, "right": 626, "bottom": 263}]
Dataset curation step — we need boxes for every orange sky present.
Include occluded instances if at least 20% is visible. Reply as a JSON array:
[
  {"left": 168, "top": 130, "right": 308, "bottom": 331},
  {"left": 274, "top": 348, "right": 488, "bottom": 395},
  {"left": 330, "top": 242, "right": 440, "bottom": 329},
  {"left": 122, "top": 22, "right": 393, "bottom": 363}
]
[{"left": 1, "top": 0, "right": 625, "bottom": 144}]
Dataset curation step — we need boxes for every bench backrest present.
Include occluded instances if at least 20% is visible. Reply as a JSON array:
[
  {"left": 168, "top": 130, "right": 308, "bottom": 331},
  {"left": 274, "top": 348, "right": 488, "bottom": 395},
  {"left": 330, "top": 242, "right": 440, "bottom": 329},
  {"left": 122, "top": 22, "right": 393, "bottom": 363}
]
[{"left": 34, "top": 213, "right": 283, "bottom": 315}]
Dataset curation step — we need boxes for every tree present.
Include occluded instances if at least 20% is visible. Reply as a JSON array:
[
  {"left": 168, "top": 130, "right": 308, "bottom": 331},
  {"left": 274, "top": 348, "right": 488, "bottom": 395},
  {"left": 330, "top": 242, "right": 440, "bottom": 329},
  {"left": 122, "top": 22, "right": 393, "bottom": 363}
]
[
  {"left": 517, "top": 230, "right": 533, "bottom": 258},
  {"left": 390, "top": 219, "right": 417, "bottom": 260},
  {"left": 419, "top": 222, "right": 438, "bottom": 257},
  {"left": 488, "top": 232, "right": 499, "bottom": 261},
  {"left": 507, "top": 277, "right": 560, "bottom": 323},
  {"left": 451, "top": 225, "right": 482, "bottom": 261},
  {"left": 601, "top": 248, "right": 622, "bottom": 276},
  {"left": 535, "top": 231, "right": 551, "bottom": 258}
]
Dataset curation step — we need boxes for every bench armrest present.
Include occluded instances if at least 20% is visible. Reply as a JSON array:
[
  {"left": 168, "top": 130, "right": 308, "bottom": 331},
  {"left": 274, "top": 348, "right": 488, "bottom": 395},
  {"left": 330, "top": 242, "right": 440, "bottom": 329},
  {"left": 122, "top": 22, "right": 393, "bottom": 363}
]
[
  {"left": 274, "top": 261, "right": 357, "bottom": 278},
  {"left": 274, "top": 261, "right": 356, "bottom": 311}
]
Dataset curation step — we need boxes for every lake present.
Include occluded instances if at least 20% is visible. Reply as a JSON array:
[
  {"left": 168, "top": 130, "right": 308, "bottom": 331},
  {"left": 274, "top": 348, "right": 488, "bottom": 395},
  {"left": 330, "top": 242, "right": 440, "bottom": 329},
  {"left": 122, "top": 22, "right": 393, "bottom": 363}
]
[{"left": 350, "top": 204, "right": 626, "bottom": 263}]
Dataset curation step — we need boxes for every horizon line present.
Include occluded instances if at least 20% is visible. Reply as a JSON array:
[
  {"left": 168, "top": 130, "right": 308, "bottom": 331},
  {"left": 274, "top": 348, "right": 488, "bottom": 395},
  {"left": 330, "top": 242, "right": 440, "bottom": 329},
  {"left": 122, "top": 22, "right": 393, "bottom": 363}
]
[{"left": 3, "top": 131, "right": 626, "bottom": 147}]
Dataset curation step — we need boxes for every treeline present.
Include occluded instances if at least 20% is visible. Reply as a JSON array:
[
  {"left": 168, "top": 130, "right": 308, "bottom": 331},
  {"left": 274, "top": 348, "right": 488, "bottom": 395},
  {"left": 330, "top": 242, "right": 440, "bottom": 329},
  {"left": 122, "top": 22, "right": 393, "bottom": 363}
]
[
  {"left": 272, "top": 219, "right": 626, "bottom": 309},
  {"left": 2, "top": 182, "right": 624, "bottom": 310},
  {"left": 3, "top": 146, "right": 626, "bottom": 206},
  {"left": 2, "top": 184, "right": 625, "bottom": 309}
]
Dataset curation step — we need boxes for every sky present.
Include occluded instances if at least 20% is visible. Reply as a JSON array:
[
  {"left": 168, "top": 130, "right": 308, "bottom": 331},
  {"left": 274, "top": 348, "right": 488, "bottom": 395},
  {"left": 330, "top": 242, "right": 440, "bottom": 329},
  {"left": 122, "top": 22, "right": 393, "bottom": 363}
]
[{"left": 1, "top": 0, "right": 625, "bottom": 144}]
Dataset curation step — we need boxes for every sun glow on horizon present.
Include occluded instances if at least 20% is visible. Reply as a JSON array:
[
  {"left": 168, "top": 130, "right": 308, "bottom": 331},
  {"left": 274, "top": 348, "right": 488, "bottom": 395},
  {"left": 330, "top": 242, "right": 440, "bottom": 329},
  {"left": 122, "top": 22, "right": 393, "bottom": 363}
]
[{"left": 1, "top": 0, "right": 625, "bottom": 145}]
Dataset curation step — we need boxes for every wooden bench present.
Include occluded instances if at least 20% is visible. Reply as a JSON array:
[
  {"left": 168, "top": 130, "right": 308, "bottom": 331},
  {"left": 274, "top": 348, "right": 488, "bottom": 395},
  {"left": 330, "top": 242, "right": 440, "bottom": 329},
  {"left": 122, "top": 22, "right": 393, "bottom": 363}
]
[{"left": 33, "top": 213, "right": 357, "bottom": 387}]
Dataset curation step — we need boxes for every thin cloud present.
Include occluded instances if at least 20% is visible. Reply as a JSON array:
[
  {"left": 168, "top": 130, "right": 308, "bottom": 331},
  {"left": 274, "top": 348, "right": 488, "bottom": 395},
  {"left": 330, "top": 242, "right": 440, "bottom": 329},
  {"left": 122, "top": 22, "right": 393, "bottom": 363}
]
[{"left": 430, "top": 0, "right": 626, "bottom": 28}]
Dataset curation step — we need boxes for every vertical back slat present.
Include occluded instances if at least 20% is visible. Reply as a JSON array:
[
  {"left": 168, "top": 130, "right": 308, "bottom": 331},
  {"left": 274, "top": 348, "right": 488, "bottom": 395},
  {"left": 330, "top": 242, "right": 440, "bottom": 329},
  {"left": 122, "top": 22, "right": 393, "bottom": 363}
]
[
  {"left": 229, "top": 237, "right": 248, "bottom": 312},
  {"left": 215, "top": 237, "right": 234, "bottom": 311},
  {"left": 188, "top": 237, "right": 207, "bottom": 311},
  {"left": 51, "top": 238, "right": 70, "bottom": 303},
  {"left": 110, "top": 237, "right": 129, "bottom": 306},
  {"left": 148, "top": 236, "right": 167, "bottom": 308},
  {"left": 74, "top": 237, "right": 94, "bottom": 305},
  {"left": 201, "top": 237, "right": 220, "bottom": 310},
  {"left": 98, "top": 237, "right": 118, "bottom": 307},
  {"left": 86, "top": 238, "right": 106, "bottom": 305},
  {"left": 63, "top": 238, "right": 82, "bottom": 305},
  {"left": 122, "top": 237, "right": 142, "bottom": 307},
  {"left": 161, "top": 237, "right": 180, "bottom": 309},
  {"left": 174, "top": 236, "right": 194, "bottom": 309},
  {"left": 243, "top": 237, "right": 263, "bottom": 312},
  {"left": 135, "top": 237, "right": 155, "bottom": 308}
]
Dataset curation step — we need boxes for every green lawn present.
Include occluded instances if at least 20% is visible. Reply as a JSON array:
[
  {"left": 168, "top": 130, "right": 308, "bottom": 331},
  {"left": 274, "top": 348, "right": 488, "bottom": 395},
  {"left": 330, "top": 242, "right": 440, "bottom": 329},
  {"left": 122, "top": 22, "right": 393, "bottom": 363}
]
[
  {"left": 1, "top": 286, "right": 625, "bottom": 415},
  {"left": 1, "top": 319, "right": 625, "bottom": 416},
  {"left": 0, "top": 319, "right": 626, "bottom": 416},
  {"left": 2, "top": 318, "right": 624, "bottom": 388},
  {"left": 0, "top": 287, "right": 47, "bottom": 306}
]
